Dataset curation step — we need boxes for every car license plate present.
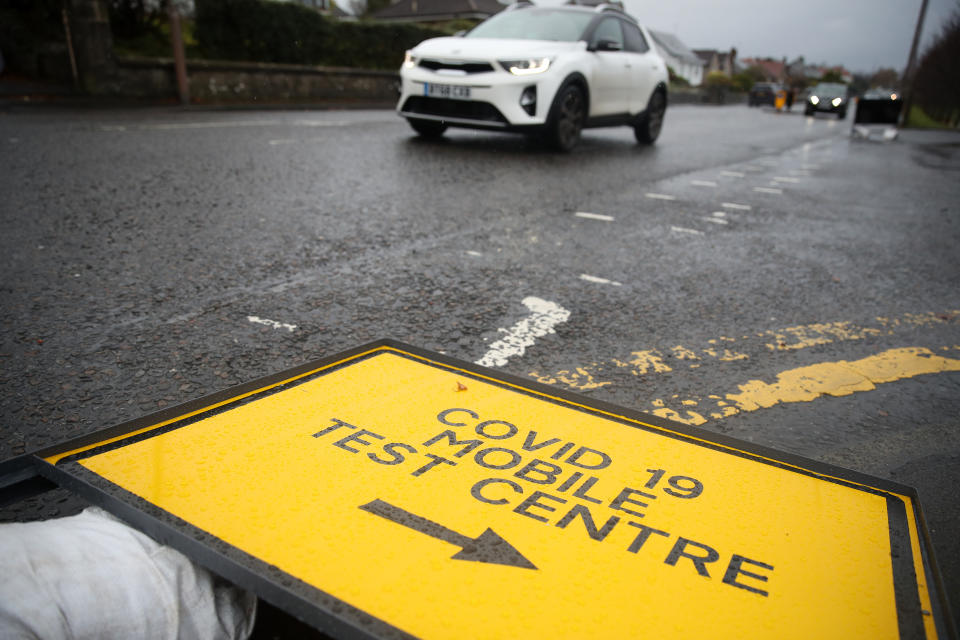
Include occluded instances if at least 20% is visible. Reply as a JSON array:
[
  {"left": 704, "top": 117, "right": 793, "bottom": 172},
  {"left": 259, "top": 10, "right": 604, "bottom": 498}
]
[{"left": 424, "top": 83, "right": 471, "bottom": 100}]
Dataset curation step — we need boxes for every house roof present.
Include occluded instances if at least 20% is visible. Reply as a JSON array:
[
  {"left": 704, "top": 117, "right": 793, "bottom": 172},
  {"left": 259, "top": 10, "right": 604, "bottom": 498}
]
[
  {"left": 741, "top": 57, "right": 785, "bottom": 80},
  {"left": 373, "top": 0, "right": 507, "bottom": 22},
  {"left": 694, "top": 49, "right": 734, "bottom": 66},
  {"left": 693, "top": 49, "right": 713, "bottom": 65},
  {"left": 648, "top": 30, "right": 702, "bottom": 66},
  {"left": 282, "top": 0, "right": 350, "bottom": 17}
]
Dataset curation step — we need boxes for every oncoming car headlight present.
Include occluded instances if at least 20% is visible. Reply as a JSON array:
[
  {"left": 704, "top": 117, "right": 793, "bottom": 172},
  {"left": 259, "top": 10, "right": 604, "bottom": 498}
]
[
  {"left": 403, "top": 51, "right": 417, "bottom": 69},
  {"left": 500, "top": 57, "right": 552, "bottom": 76},
  {"left": 809, "top": 95, "right": 820, "bottom": 105},
  {"left": 831, "top": 97, "right": 843, "bottom": 107}
]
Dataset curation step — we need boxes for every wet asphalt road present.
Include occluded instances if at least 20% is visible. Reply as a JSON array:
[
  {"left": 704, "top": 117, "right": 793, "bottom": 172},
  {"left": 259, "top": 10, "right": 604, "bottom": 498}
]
[{"left": 1, "top": 104, "right": 959, "bottom": 628}]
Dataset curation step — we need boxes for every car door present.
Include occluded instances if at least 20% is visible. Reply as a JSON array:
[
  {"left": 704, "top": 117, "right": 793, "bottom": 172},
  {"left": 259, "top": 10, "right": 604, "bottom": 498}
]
[
  {"left": 623, "top": 22, "right": 663, "bottom": 115},
  {"left": 587, "top": 17, "right": 630, "bottom": 116}
]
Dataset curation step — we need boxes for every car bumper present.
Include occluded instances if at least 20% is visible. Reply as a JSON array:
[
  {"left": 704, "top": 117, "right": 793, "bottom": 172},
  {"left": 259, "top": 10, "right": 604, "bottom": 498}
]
[
  {"left": 397, "top": 66, "right": 564, "bottom": 129},
  {"left": 808, "top": 101, "right": 846, "bottom": 113}
]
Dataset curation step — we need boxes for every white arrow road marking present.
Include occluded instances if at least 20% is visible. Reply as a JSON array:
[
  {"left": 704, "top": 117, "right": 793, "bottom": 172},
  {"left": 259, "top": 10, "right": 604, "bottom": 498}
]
[{"left": 476, "top": 297, "right": 570, "bottom": 368}]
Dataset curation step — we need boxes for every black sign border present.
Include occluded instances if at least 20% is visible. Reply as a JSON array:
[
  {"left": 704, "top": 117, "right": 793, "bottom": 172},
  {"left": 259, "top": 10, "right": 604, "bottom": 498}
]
[{"left": 6, "top": 339, "right": 955, "bottom": 640}]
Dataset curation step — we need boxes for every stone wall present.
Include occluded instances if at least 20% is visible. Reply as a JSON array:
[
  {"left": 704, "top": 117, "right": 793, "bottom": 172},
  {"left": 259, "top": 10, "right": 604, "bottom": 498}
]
[
  {"left": 670, "top": 87, "right": 748, "bottom": 105},
  {"left": 114, "top": 57, "right": 400, "bottom": 106}
]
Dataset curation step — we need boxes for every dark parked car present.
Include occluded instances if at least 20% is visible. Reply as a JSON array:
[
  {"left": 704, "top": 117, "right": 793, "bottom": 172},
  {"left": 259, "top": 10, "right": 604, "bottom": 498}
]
[
  {"left": 748, "top": 82, "right": 780, "bottom": 107},
  {"left": 804, "top": 82, "right": 849, "bottom": 118},
  {"left": 855, "top": 87, "right": 902, "bottom": 124}
]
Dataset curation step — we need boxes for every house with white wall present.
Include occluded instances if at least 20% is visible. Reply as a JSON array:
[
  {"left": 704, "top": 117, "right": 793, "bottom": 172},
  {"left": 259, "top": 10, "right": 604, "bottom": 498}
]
[{"left": 648, "top": 30, "right": 704, "bottom": 87}]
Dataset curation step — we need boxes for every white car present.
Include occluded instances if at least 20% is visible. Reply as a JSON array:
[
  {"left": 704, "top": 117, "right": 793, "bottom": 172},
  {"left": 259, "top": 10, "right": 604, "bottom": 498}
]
[{"left": 397, "top": 3, "right": 669, "bottom": 151}]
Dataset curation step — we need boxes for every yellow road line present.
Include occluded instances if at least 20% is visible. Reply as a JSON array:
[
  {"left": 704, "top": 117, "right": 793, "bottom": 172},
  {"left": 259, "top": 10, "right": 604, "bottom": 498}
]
[
  {"left": 529, "top": 310, "right": 960, "bottom": 390},
  {"left": 650, "top": 347, "right": 960, "bottom": 425}
]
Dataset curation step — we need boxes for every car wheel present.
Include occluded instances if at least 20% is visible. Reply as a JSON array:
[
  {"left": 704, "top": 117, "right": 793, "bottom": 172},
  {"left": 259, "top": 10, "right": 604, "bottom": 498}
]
[
  {"left": 635, "top": 90, "right": 666, "bottom": 145},
  {"left": 408, "top": 118, "right": 447, "bottom": 139},
  {"left": 804, "top": 106, "right": 814, "bottom": 116},
  {"left": 546, "top": 84, "right": 585, "bottom": 152},
  {"left": 837, "top": 108, "right": 847, "bottom": 120}
]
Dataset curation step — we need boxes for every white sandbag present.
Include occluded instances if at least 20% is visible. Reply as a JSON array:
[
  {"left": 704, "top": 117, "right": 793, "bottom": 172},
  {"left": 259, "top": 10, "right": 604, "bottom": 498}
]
[{"left": 0, "top": 507, "right": 256, "bottom": 640}]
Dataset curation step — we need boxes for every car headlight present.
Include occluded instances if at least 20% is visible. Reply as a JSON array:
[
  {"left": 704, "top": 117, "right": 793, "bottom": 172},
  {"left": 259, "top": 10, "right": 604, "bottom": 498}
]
[
  {"left": 403, "top": 51, "right": 417, "bottom": 69},
  {"left": 809, "top": 95, "right": 819, "bottom": 105},
  {"left": 831, "top": 97, "right": 843, "bottom": 107},
  {"left": 500, "top": 57, "right": 552, "bottom": 76}
]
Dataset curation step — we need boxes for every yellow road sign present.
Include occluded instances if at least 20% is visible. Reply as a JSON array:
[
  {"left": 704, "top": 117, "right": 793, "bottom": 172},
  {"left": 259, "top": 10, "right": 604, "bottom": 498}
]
[{"left": 36, "top": 341, "right": 951, "bottom": 639}]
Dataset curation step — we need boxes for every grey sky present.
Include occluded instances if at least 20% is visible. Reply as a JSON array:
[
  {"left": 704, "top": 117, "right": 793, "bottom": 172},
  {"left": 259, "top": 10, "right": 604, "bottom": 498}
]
[{"left": 537, "top": 0, "right": 958, "bottom": 72}]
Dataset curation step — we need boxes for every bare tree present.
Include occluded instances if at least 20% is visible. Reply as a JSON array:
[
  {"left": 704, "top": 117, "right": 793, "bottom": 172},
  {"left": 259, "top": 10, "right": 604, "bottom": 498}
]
[
  {"left": 349, "top": 0, "right": 390, "bottom": 17},
  {"left": 913, "top": 3, "right": 960, "bottom": 125},
  {"left": 869, "top": 68, "right": 900, "bottom": 88}
]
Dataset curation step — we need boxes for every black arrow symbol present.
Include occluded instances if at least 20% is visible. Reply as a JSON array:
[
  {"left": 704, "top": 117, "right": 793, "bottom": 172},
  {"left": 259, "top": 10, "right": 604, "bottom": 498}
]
[{"left": 359, "top": 499, "right": 537, "bottom": 570}]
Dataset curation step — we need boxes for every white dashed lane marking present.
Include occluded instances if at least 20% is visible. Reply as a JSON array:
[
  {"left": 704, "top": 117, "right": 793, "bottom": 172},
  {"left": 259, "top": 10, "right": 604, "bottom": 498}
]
[
  {"left": 703, "top": 213, "right": 729, "bottom": 225},
  {"left": 575, "top": 212, "right": 615, "bottom": 221},
  {"left": 671, "top": 226, "right": 704, "bottom": 235},
  {"left": 580, "top": 274, "right": 623, "bottom": 286}
]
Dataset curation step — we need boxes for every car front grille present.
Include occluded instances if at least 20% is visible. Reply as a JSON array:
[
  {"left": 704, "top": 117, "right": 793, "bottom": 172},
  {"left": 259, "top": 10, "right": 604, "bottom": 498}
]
[
  {"left": 401, "top": 96, "right": 508, "bottom": 125},
  {"left": 418, "top": 59, "right": 495, "bottom": 74}
]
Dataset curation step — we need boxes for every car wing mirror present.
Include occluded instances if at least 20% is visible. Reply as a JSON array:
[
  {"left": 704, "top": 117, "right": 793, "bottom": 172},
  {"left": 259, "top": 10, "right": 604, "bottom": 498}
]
[
  {"left": 587, "top": 39, "right": 623, "bottom": 51},
  {"left": 589, "top": 39, "right": 622, "bottom": 52}
]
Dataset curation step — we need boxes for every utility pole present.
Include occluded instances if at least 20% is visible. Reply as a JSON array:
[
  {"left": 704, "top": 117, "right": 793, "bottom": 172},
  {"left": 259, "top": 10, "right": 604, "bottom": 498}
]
[
  {"left": 168, "top": 2, "right": 190, "bottom": 105},
  {"left": 898, "top": 0, "right": 930, "bottom": 127}
]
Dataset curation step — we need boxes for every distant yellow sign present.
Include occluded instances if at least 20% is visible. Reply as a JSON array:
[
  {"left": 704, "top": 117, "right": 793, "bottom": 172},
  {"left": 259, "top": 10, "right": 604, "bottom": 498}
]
[{"left": 45, "top": 344, "right": 945, "bottom": 639}]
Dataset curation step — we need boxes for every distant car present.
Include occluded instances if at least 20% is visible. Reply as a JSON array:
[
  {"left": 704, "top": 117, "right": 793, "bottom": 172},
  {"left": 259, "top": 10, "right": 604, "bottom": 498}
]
[
  {"left": 748, "top": 82, "right": 780, "bottom": 107},
  {"left": 396, "top": 3, "right": 669, "bottom": 151},
  {"left": 862, "top": 87, "right": 900, "bottom": 101},
  {"left": 856, "top": 87, "right": 902, "bottom": 125},
  {"left": 804, "top": 82, "right": 849, "bottom": 119}
]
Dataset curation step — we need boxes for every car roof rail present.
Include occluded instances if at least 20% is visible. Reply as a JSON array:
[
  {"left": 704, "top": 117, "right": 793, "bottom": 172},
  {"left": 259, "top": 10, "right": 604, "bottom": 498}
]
[
  {"left": 563, "top": 1, "right": 634, "bottom": 20},
  {"left": 564, "top": 0, "right": 625, "bottom": 10}
]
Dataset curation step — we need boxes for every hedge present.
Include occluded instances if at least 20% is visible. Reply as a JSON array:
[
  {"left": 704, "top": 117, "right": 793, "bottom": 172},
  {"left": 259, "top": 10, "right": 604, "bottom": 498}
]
[{"left": 194, "top": 0, "right": 446, "bottom": 70}]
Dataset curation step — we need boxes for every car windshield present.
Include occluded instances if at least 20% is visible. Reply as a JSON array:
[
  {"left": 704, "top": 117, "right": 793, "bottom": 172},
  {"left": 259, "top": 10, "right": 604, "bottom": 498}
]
[
  {"left": 466, "top": 8, "right": 594, "bottom": 42},
  {"left": 812, "top": 83, "right": 846, "bottom": 95}
]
